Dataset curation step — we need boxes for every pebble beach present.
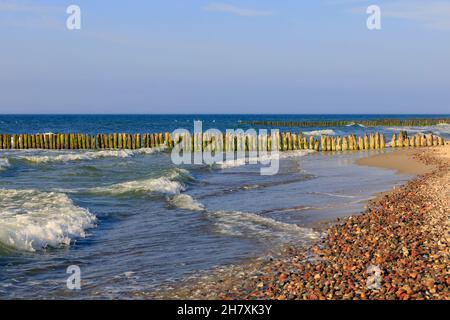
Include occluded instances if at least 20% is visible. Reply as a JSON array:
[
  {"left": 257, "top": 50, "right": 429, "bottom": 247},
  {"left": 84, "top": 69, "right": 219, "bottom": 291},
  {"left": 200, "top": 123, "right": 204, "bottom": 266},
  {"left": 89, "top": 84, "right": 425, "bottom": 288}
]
[{"left": 156, "top": 145, "right": 449, "bottom": 300}]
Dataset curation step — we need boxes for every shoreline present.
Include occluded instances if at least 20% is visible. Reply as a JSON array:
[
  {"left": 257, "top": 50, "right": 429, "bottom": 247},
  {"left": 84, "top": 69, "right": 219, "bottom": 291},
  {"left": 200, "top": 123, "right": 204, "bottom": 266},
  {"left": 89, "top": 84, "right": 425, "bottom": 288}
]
[
  {"left": 355, "top": 148, "right": 436, "bottom": 175},
  {"left": 153, "top": 145, "right": 449, "bottom": 300}
]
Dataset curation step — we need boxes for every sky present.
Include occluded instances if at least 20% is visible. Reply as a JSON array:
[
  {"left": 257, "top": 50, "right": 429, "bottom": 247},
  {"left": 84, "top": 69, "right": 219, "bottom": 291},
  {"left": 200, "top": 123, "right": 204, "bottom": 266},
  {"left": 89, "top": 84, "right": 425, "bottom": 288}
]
[{"left": 0, "top": 0, "right": 449, "bottom": 114}]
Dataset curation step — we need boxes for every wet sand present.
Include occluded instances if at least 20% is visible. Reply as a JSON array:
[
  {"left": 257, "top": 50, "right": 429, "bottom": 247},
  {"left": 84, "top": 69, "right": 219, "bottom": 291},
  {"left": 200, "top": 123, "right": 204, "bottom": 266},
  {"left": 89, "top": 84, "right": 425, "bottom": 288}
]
[
  {"left": 356, "top": 148, "right": 436, "bottom": 175},
  {"left": 151, "top": 145, "right": 449, "bottom": 300}
]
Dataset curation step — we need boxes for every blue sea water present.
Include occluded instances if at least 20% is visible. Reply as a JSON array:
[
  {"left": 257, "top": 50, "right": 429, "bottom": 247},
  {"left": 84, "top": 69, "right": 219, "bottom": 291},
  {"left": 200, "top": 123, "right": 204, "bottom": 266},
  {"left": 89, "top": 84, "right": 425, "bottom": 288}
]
[{"left": 0, "top": 114, "right": 448, "bottom": 299}]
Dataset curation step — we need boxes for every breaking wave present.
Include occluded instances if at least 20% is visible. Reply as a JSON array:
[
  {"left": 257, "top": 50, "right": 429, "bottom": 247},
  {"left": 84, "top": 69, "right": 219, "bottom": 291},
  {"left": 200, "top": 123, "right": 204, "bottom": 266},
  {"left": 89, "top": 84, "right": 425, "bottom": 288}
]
[
  {"left": 0, "top": 189, "right": 96, "bottom": 252},
  {"left": 215, "top": 150, "right": 313, "bottom": 169},
  {"left": 207, "top": 210, "right": 319, "bottom": 243},
  {"left": 0, "top": 158, "right": 10, "bottom": 171},
  {"left": 303, "top": 129, "right": 336, "bottom": 136},
  {"left": 17, "top": 147, "right": 166, "bottom": 164},
  {"left": 385, "top": 124, "right": 450, "bottom": 136},
  {"left": 345, "top": 122, "right": 366, "bottom": 128},
  {"left": 87, "top": 168, "right": 190, "bottom": 196},
  {"left": 167, "top": 194, "right": 205, "bottom": 211}
]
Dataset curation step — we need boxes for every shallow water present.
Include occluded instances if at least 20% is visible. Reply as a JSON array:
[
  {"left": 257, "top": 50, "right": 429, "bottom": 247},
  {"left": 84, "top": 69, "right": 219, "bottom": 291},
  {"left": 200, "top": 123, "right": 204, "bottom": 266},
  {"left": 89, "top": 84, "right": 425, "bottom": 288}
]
[{"left": 0, "top": 114, "right": 444, "bottom": 299}]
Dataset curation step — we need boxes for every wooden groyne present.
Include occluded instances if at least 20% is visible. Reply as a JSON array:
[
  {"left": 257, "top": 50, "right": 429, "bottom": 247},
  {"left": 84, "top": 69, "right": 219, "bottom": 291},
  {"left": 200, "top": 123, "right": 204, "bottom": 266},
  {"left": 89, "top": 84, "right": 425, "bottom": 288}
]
[
  {"left": 0, "top": 132, "right": 445, "bottom": 152},
  {"left": 241, "top": 118, "right": 449, "bottom": 127}
]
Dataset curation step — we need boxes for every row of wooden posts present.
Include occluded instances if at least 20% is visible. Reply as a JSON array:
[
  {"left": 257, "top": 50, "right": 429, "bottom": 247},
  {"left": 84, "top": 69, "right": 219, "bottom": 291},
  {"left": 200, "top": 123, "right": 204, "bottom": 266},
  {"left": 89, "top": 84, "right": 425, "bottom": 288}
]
[
  {"left": 0, "top": 131, "right": 445, "bottom": 152},
  {"left": 0, "top": 133, "right": 169, "bottom": 150},
  {"left": 242, "top": 118, "right": 450, "bottom": 127},
  {"left": 391, "top": 131, "right": 445, "bottom": 148}
]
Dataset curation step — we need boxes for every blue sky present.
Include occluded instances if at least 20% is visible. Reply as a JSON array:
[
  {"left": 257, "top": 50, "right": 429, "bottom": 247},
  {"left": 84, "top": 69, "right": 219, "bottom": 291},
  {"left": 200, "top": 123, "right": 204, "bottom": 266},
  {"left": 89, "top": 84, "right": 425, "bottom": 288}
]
[{"left": 0, "top": 0, "right": 449, "bottom": 114}]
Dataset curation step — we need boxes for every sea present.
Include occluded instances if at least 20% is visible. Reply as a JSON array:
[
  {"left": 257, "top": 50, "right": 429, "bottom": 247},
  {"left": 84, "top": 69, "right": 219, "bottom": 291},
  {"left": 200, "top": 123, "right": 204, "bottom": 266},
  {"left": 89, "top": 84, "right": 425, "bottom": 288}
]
[{"left": 0, "top": 114, "right": 448, "bottom": 299}]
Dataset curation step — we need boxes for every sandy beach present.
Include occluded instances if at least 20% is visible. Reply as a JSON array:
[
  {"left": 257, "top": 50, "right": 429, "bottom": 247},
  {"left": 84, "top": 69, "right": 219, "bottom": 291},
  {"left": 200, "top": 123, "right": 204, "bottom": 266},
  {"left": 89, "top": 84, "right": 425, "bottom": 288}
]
[{"left": 156, "top": 145, "right": 449, "bottom": 300}]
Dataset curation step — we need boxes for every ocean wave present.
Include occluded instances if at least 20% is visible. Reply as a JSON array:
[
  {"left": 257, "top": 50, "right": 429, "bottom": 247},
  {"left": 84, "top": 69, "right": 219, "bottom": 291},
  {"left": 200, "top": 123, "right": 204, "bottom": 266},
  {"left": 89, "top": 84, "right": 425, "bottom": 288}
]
[
  {"left": 16, "top": 147, "right": 166, "bottom": 164},
  {"left": 0, "top": 189, "right": 96, "bottom": 252},
  {"left": 0, "top": 158, "right": 10, "bottom": 171},
  {"left": 215, "top": 150, "right": 313, "bottom": 169},
  {"left": 310, "top": 192, "right": 355, "bottom": 199},
  {"left": 345, "top": 122, "right": 366, "bottom": 128},
  {"left": 87, "top": 169, "right": 189, "bottom": 196},
  {"left": 167, "top": 194, "right": 205, "bottom": 211},
  {"left": 207, "top": 210, "right": 319, "bottom": 243},
  {"left": 303, "top": 129, "right": 336, "bottom": 136},
  {"left": 385, "top": 124, "right": 450, "bottom": 136}
]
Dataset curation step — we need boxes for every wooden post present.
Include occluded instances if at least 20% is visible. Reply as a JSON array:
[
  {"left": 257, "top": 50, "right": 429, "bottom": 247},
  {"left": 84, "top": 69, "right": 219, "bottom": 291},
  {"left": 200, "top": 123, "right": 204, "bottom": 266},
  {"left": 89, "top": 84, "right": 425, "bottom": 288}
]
[
  {"left": 368, "top": 133, "right": 374, "bottom": 149},
  {"left": 137, "top": 134, "right": 141, "bottom": 149},
  {"left": 420, "top": 135, "right": 426, "bottom": 147},
  {"left": 380, "top": 134, "right": 386, "bottom": 149},
  {"left": 426, "top": 134, "right": 433, "bottom": 147},
  {"left": 326, "top": 136, "right": 332, "bottom": 151},
  {"left": 375, "top": 132, "right": 380, "bottom": 149},
  {"left": 336, "top": 136, "right": 342, "bottom": 151},
  {"left": 307, "top": 136, "right": 312, "bottom": 150},
  {"left": 86, "top": 135, "right": 91, "bottom": 149},
  {"left": 390, "top": 133, "right": 396, "bottom": 148},
  {"left": 320, "top": 135, "right": 326, "bottom": 151},
  {"left": 397, "top": 133, "right": 403, "bottom": 148},
  {"left": 358, "top": 136, "right": 364, "bottom": 150},
  {"left": 342, "top": 136, "right": 348, "bottom": 151},
  {"left": 126, "top": 134, "right": 131, "bottom": 149},
  {"left": 403, "top": 134, "right": 409, "bottom": 147},
  {"left": 347, "top": 136, "right": 353, "bottom": 150},
  {"left": 314, "top": 140, "right": 319, "bottom": 151}
]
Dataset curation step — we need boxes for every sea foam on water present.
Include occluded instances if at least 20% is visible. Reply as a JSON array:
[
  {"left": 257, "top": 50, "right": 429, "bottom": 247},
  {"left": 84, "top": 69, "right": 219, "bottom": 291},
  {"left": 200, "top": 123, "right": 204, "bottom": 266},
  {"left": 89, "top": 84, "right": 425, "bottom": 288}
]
[{"left": 0, "top": 189, "right": 96, "bottom": 252}]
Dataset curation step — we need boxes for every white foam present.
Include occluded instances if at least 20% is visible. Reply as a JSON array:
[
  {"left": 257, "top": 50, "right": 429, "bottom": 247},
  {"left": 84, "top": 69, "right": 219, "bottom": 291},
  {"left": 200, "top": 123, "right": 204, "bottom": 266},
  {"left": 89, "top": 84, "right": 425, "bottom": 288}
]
[
  {"left": 88, "top": 169, "right": 186, "bottom": 196},
  {"left": 303, "top": 129, "right": 336, "bottom": 136},
  {"left": 207, "top": 210, "right": 319, "bottom": 242},
  {"left": 0, "top": 189, "right": 96, "bottom": 252},
  {"left": 345, "top": 122, "right": 366, "bottom": 128},
  {"left": 0, "top": 158, "right": 10, "bottom": 171},
  {"left": 90, "top": 177, "right": 184, "bottom": 195},
  {"left": 385, "top": 124, "right": 450, "bottom": 136},
  {"left": 168, "top": 194, "right": 205, "bottom": 211},
  {"left": 17, "top": 146, "right": 166, "bottom": 164},
  {"left": 215, "top": 150, "right": 313, "bottom": 169}
]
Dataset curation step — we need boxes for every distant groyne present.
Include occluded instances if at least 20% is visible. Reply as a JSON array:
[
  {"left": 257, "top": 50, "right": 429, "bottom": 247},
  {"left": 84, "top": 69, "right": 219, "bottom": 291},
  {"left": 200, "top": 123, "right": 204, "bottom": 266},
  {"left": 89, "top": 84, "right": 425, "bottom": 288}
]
[
  {"left": 0, "top": 131, "right": 445, "bottom": 152},
  {"left": 240, "top": 118, "right": 449, "bottom": 127}
]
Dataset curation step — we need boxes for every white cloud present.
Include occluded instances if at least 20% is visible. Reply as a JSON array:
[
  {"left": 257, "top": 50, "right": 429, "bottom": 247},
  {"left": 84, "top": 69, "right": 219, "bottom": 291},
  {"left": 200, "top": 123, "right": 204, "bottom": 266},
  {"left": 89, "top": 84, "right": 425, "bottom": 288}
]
[{"left": 203, "top": 2, "right": 273, "bottom": 17}]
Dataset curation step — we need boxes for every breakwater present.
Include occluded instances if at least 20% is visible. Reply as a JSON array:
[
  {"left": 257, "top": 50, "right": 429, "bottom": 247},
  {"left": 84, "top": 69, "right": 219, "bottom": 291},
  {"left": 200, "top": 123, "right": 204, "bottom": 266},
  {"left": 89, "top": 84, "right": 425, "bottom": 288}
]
[
  {"left": 0, "top": 131, "right": 445, "bottom": 152},
  {"left": 241, "top": 118, "right": 450, "bottom": 127}
]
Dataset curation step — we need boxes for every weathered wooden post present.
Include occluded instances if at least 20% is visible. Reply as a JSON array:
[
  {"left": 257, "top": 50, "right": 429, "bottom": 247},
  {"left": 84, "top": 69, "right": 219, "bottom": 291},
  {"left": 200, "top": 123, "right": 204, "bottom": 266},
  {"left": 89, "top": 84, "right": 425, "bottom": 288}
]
[
  {"left": 375, "top": 132, "right": 380, "bottom": 149},
  {"left": 426, "top": 134, "right": 433, "bottom": 147},
  {"left": 291, "top": 133, "right": 297, "bottom": 151},
  {"left": 314, "top": 139, "right": 319, "bottom": 151},
  {"left": 420, "top": 135, "right": 426, "bottom": 147},
  {"left": 379, "top": 134, "right": 385, "bottom": 149},
  {"left": 367, "top": 133, "right": 373, "bottom": 149},
  {"left": 397, "top": 133, "right": 403, "bottom": 148},
  {"left": 307, "top": 136, "right": 313, "bottom": 150},
  {"left": 320, "top": 135, "right": 326, "bottom": 151},
  {"left": 390, "top": 133, "right": 396, "bottom": 148},
  {"left": 347, "top": 136, "right": 353, "bottom": 150},
  {"left": 358, "top": 136, "right": 364, "bottom": 151},
  {"left": 137, "top": 134, "right": 141, "bottom": 149},
  {"left": 326, "top": 136, "right": 331, "bottom": 151},
  {"left": 403, "top": 134, "right": 409, "bottom": 147},
  {"left": 336, "top": 136, "right": 342, "bottom": 151},
  {"left": 342, "top": 136, "right": 348, "bottom": 151}
]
